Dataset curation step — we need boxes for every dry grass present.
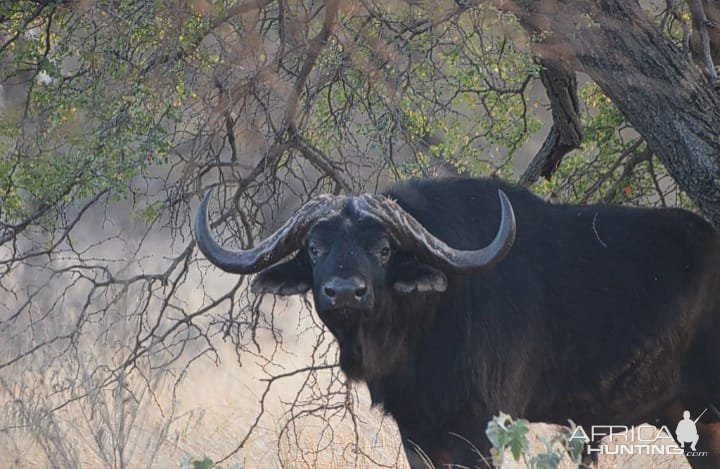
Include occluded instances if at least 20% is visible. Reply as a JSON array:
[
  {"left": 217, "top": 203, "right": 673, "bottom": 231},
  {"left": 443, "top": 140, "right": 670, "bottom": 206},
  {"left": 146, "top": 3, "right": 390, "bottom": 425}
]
[
  {"left": 0, "top": 341, "right": 691, "bottom": 469},
  {"left": 0, "top": 292, "right": 690, "bottom": 469},
  {"left": 0, "top": 325, "right": 406, "bottom": 468}
]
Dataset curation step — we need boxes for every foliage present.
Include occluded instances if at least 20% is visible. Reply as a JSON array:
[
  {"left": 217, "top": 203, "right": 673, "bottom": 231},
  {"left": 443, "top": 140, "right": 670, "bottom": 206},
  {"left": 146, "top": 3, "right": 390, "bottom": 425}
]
[
  {"left": 486, "top": 414, "right": 584, "bottom": 469},
  {"left": 547, "top": 81, "right": 687, "bottom": 208},
  {"left": 0, "top": 0, "right": 710, "bottom": 466},
  {"left": 0, "top": 1, "right": 192, "bottom": 226},
  {"left": 486, "top": 412, "right": 531, "bottom": 465}
]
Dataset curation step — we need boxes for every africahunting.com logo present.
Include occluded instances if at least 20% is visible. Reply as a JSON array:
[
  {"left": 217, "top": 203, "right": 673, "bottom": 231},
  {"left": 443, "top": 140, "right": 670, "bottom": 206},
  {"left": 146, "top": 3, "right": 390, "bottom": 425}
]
[{"left": 569, "top": 409, "right": 708, "bottom": 457}]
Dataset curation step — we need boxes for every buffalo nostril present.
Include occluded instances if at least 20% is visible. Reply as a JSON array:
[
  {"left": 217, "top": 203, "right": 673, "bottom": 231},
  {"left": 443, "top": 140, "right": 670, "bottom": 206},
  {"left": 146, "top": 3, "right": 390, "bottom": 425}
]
[
  {"left": 355, "top": 286, "right": 367, "bottom": 299},
  {"left": 324, "top": 286, "right": 336, "bottom": 298}
]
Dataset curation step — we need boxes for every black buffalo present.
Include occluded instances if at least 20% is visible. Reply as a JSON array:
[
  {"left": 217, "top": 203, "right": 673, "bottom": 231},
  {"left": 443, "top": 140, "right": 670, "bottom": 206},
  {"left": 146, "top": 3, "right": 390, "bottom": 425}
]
[{"left": 194, "top": 177, "right": 720, "bottom": 468}]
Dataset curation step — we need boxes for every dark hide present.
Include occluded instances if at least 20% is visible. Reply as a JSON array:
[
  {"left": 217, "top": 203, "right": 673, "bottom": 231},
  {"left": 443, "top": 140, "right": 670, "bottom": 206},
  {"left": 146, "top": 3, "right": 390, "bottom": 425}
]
[{"left": 252, "top": 177, "right": 720, "bottom": 468}]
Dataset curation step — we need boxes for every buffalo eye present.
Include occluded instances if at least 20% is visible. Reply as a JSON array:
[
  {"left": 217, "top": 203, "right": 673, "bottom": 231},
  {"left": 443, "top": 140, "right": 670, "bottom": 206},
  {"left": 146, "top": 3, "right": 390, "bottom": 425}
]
[
  {"left": 378, "top": 246, "right": 391, "bottom": 263},
  {"left": 308, "top": 245, "right": 320, "bottom": 258}
]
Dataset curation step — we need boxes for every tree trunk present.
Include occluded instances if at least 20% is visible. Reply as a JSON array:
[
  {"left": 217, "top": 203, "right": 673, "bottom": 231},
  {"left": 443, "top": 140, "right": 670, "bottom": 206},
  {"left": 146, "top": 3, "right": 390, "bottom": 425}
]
[{"left": 506, "top": 0, "right": 720, "bottom": 225}]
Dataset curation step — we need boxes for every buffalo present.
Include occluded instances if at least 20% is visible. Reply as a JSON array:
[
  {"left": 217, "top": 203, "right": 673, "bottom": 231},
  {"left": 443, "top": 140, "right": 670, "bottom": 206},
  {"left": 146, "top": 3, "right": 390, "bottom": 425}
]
[{"left": 194, "top": 177, "right": 720, "bottom": 468}]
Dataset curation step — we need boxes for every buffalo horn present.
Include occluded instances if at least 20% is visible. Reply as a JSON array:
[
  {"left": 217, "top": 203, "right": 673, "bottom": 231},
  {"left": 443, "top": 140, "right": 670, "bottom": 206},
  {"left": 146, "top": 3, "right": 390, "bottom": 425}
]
[
  {"left": 193, "top": 191, "right": 343, "bottom": 274},
  {"left": 353, "top": 189, "right": 516, "bottom": 272}
]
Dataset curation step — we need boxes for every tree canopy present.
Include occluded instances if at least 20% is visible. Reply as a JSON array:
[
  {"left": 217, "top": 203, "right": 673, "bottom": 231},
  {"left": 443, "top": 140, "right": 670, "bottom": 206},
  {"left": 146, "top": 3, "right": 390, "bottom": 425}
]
[{"left": 1, "top": 0, "right": 718, "bottom": 466}]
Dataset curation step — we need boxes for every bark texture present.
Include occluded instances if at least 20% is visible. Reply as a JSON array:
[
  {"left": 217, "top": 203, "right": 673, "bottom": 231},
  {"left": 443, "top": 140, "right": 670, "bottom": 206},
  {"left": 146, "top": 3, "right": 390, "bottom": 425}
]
[
  {"left": 509, "top": 0, "right": 720, "bottom": 225},
  {"left": 520, "top": 58, "right": 583, "bottom": 186}
]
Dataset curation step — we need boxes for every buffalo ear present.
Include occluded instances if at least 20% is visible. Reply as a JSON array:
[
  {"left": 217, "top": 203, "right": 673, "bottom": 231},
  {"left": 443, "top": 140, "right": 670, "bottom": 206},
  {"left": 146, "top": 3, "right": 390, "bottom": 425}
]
[
  {"left": 251, "top": 253, "right": 312, "bottom": 295},
  {"left": 392, "top": 261, "right": 447, "bottom": 293}
]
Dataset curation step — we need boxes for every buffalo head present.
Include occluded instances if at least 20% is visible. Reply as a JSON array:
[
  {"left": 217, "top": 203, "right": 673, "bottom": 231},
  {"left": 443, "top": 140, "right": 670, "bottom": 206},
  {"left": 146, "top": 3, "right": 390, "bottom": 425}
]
[{"left": 193, "top": 190, "right": 516, "bottom": 378}]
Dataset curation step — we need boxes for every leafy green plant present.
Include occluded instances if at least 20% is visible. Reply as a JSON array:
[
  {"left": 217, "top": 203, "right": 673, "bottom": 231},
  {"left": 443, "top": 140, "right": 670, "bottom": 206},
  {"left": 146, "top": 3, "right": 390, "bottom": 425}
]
[
  {"left": 486, "top": 413, "right": 584, "bottom": 468},
  {"left": 486, "top": 412, "right": 531, "bottom": 465}
]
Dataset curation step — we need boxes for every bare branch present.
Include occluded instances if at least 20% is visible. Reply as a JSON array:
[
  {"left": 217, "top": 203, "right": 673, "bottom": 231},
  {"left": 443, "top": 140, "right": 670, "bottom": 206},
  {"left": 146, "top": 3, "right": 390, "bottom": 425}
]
[{"left": 285, "top": 0, "right": 341, "bottom": 130}]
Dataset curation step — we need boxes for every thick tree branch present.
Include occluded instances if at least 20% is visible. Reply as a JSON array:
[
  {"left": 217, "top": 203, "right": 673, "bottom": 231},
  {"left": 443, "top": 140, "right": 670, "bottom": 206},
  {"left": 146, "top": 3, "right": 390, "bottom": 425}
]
[
  {"left": 504, "top": 0, "right": 720, "bottom": 225},
  {"left": 575, "top": 1, "right": 720, "bottom": 224},
  {"left": 687, "top": 0, "right": 720, "bottom": 83},
  {"left": 519, "top": 58, "right": 582, "bottom": 186}
]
